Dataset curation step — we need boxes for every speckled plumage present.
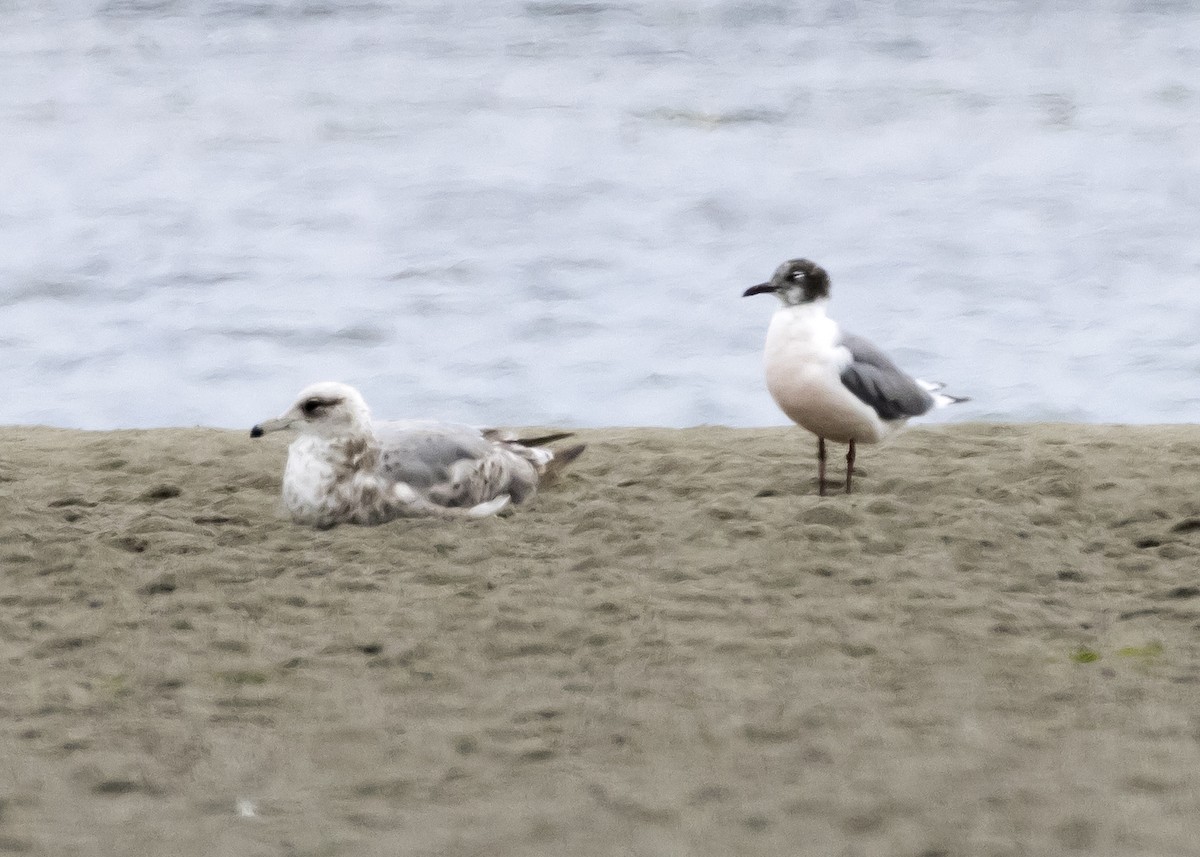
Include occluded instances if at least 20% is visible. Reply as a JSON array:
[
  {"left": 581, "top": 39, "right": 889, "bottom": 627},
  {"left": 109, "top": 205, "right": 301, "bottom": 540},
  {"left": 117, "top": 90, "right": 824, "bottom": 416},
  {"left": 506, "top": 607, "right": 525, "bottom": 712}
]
[{"left": 251, "top": 382, "right": 583, "bottom": 527}]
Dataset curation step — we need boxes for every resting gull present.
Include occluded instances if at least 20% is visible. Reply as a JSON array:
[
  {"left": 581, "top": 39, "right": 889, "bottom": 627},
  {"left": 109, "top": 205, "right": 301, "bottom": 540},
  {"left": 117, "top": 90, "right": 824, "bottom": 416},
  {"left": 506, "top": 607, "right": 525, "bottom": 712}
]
[
  {"left": 250, "top": 381, "right": 585, "bottom": 527},
  {"left": 743, "top": 258, "right": 968, "bottom": 495}
]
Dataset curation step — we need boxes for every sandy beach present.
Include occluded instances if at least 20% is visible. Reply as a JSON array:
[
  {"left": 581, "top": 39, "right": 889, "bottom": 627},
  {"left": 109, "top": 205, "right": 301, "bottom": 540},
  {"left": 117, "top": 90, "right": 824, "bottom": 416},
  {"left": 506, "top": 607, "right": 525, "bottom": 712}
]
[{"left": 1, "top": 422, "right": 1199, "bottom": 856}]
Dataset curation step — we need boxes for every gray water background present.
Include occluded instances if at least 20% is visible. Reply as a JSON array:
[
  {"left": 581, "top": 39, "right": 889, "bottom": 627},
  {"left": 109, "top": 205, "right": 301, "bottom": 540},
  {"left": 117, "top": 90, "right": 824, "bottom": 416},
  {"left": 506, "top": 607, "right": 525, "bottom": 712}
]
[{"left": 2, "top": 1, "right": 1198, "bottom": 429}]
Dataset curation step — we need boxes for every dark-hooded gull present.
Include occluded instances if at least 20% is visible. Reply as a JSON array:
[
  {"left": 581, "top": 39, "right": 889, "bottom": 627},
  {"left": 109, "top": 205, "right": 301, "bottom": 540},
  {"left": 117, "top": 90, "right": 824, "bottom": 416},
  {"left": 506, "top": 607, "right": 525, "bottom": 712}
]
[{"left": 743, "top": 258, "right": 968, "bottom": 495}]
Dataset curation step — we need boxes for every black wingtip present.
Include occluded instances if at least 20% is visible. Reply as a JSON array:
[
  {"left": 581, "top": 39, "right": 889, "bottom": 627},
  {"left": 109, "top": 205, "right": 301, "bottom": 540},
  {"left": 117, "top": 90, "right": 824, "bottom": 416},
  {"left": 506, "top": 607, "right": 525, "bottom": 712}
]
[
  {"left": 250, "top": 425, "right": 264, "bottom": 438},
  {"left": 514, "top": 431, "right": 575, "bottom": 447}
]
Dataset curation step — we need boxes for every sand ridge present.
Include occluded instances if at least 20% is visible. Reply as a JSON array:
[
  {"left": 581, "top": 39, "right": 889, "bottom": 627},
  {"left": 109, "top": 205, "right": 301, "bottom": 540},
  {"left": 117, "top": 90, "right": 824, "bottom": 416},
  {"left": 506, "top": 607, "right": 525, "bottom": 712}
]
[{"left": 1, "top": 423, "right": 1199, "bottom": 855}]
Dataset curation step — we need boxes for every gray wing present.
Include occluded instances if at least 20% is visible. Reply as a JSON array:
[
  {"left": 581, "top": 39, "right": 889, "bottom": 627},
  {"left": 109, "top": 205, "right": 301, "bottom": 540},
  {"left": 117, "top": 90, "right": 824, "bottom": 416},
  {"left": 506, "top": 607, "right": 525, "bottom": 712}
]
[
  {"left": 373, "top": 420, "right": 493, "bottom": 490},
  {"left": 838, "top": 332, "right": 934, "bottom": 421}
]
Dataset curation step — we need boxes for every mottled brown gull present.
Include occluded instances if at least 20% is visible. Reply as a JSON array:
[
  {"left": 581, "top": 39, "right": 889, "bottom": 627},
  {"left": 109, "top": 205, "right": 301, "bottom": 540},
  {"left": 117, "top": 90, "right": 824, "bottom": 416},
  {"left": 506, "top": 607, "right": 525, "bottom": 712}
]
[
  {"left": 743, "top": 258, "right": 969, "bottom": 495},
  {"left": 250, "top": 381, "right": 585, "bottom": 527}
]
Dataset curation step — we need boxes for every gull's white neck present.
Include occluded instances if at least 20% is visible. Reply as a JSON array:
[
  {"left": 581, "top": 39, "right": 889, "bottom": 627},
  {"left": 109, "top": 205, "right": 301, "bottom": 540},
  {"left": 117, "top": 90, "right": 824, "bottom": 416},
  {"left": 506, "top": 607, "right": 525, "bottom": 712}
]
[{"left": 765, "top": 299, "right": 840, "bottom": 360}]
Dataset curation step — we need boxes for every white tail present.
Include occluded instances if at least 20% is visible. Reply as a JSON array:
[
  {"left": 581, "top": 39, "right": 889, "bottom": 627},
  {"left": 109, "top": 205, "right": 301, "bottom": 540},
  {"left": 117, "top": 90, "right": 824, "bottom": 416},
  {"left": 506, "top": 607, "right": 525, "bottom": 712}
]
[
  {"left": 916, "top": 379, "right": 969, "bottom": 409},
  {"left": 932, "top": 392, "right": 970, "bottom": 408}
]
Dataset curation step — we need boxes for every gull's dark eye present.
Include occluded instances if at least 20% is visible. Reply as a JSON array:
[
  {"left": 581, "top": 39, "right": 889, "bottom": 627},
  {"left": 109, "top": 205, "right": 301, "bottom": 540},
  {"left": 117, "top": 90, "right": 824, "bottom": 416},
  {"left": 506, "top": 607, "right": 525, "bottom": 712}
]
[
  {"left": 791, "top": 270, "right": 805, "bottom": 281},
  {"left": 302, "top": 398, "right": 323, "bottom": 415}
]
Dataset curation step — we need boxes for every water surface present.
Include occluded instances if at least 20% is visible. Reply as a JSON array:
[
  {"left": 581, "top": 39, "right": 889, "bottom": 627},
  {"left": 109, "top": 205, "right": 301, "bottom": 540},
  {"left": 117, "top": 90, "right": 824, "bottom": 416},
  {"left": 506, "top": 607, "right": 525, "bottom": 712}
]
[{"left": 2, "top": 1, "right": 1197, "bottom": 428}]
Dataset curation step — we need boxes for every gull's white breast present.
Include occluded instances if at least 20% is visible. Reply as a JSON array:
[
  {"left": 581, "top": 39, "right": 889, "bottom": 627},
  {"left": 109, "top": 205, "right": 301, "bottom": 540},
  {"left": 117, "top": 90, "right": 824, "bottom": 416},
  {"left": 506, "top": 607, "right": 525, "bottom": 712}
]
[
  {"left": 762, "top": 305, "right": 889, "bottom": 444},
  {"left": 282, "top": 436, "right": 340, "bottom": 523}
]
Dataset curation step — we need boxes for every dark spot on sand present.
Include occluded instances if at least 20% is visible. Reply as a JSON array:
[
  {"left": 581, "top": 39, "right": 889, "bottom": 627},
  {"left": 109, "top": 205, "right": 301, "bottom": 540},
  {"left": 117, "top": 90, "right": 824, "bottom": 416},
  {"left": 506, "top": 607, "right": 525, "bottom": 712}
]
[
  {"left": 1135, "top": 537, "right": 1162, "bottom": 549},
  {"left": 139, "top": 484, "right": 182, "bottom": 501},
  {"left": 139, "top": 573, "right": 176, "bottom": 596},
  {"left": 1119, "top": 608, "right": 1161, "bottom": 620},
  {"left": 707, "top": 505, "right": 739, "bottom": 521},
  {"left": 337, "top": 579, "right": 381, "bottom": 593},
  {"left": 111, "top": 536, "right": 148, "bottom": 554},
  {"left": 844, "top": 811, "right": 885, "bottom": 833},
  {"left": 804, "top": 506, "right": 858, "bottom": 527},
  {"left": 743, "top": 723, "right": 794, "bottom": 743},
  {"left": 688, "top": 785, "right": 731, "bottom": 805},
  {"left": 519, "top": 746, "right": 555, "bottom": 762},
  {"left": 1056, "top": 569, "right": 1084, "bottom": 581},
  {"left": 1055, "top": 816, "right": 1097, "bottom": 849},
  {"left": 48, "top": 636, "right": 91, "bottom": 650},
  {"left": 192, "top": 515, "right": 247, "bottom": 525},
  {"left": 48, "top": 496, "right": 96, "bottom": 508},
  {"left": 219, "top": 670, "right": 269, "bottom": 685},
  {"left": 92, "top": 779, "right": 141, "bottom": 796},
  {"left": 214, "top": 695, "right": 280, "bottom": 710},
  {"left": 354, "top": 778, "right": 412, "bottom": 800},
  {"left": 1125, "top": 774, "right": 1170, "bottom": 794},
  {"left": 1163, "top": 586, "right": 1200, "bottom": 600},
  {"left": 1171, "top": 518, "right": 1200, "bottom": 534},
  {"left": 358, "top": 643, "right": 384, "bottom": 656},
  {"left": 211, "top": 640, "right": 248, "bottom": 653},
  {"left": 802, "top": 746, "right": 833, "bottom": 764}
]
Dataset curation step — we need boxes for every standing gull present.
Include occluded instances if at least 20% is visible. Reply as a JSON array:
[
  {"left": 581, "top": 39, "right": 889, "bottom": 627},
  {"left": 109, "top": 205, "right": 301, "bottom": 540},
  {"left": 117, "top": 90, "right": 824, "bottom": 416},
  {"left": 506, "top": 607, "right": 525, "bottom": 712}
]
[
  {"left": 743, "top": 258, "right": 968, "bottom": 495},
  {"left": 250, "top": 381, "right": 585, "bottom": 527}
]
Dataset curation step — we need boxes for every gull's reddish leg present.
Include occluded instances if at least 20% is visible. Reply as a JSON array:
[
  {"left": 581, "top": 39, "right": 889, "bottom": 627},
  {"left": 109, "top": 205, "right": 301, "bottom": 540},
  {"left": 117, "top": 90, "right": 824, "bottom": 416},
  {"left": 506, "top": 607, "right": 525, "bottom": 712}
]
[
  {"left": 818, "top": 436, "right": 827, "bottom": 496},
  {"left": 846, "top": 439, "right": 856, "bottom": 494}
]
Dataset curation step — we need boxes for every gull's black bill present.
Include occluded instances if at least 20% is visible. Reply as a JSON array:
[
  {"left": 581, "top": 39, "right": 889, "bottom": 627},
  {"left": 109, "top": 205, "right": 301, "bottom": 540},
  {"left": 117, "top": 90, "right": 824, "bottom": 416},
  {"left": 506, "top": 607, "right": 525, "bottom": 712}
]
[
  {"left": 250, "top": 425, "right": 264, "bottom": 438},
  {"left": 743, "top": 283, "right": 777, "bottom": 297}
]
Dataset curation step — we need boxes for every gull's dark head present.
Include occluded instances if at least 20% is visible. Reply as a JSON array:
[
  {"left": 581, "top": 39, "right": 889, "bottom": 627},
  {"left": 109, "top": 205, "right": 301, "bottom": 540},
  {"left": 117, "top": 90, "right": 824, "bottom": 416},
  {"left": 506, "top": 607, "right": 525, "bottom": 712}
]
[
  {"left": 743, "top": 258, "right": 831, "bottom": 306},
  {"left": 250, "top": 381, "right": 373, "bottom": 440}
]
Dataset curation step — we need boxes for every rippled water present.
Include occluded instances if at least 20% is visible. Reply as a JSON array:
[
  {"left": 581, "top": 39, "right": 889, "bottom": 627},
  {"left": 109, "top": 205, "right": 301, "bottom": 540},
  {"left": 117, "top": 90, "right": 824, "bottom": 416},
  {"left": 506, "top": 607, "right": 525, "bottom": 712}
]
[{"left": 2, "top": 1, "right": 1198, "bottom": 429}]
